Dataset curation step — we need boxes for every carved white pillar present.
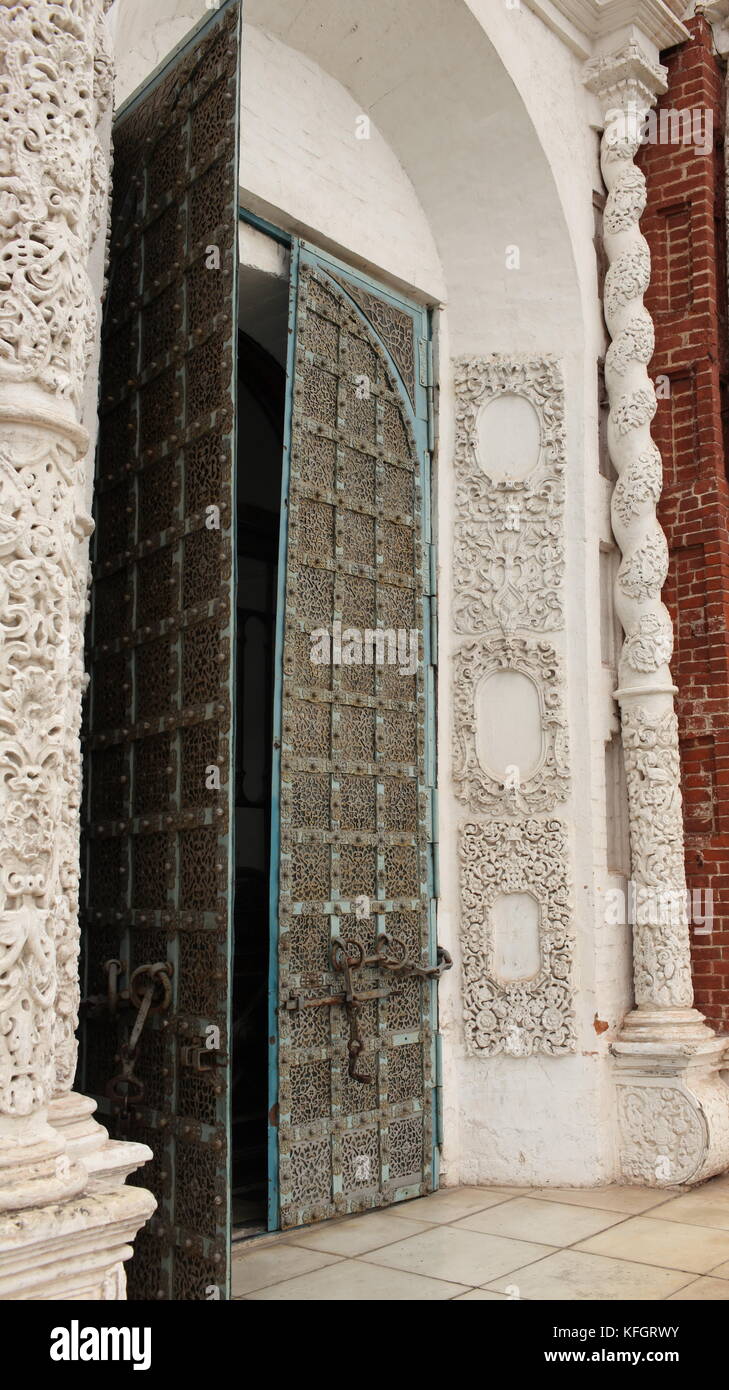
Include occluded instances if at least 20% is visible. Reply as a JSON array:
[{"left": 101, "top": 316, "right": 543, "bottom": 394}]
[
  {"left": 0, "top": 0, "right": 153, "bottom": 1296},
  {"left": 585, "top": 41, "right": 729, "bottom": 1186}
]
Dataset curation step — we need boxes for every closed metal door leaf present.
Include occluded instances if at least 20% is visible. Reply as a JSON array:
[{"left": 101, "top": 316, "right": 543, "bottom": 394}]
[{"left": 270, "top": 245, "right": 439, "bottom": 1229}]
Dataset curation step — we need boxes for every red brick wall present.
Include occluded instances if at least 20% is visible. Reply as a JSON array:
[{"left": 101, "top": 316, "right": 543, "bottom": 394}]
[{"left": 637, "top": 14, "right": 729, "bottom": 1030}]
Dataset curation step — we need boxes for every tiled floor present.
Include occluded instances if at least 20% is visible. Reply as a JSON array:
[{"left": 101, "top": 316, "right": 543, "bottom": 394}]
[{"left": 232, "top": 1173, "right": 729, "bottom": 1300}]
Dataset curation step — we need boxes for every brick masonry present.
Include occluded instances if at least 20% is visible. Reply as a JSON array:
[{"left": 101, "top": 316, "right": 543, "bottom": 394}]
[{"left": 638, "top": 14, "right": 729, "bottom": 1031}]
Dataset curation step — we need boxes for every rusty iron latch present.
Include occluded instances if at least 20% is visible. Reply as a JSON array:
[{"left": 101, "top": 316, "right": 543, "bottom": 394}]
[
  {"left": 85, "top": 960, "right": 173, "bottom": 1110},
  {"left": 332, "top": 939, "right": 378, "bottom": 1085},
  {"left": 80, "top": 955, "right": 125, "bottom": 1020},
  {"left": 283, "top": 933, "right": 452, "bottom": 1085},
  {"left": 284, "top": 939, "right": 390, "bottom": 1085},
  {"left": 370, "top": 932, "right": 453, "bottom": 982}
]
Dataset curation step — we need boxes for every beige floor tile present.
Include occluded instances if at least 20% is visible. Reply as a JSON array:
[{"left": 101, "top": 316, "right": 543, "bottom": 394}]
[
  {"left": 529, "top": 1186, "right": 675, "bottom": 1215},
  {"left": 699, "top": 1173, "right": 729, "bottom": 1197},
  {"left": 485, "top": 1249, "right": 694, "bottom": 1301},
  {"left": 667, "top": 1276, "right": 729, "bottom": 1300},
  {"left": 287, "top": 1211, "right": 432, "bottom": 1255},
  {"left": 243, "top": 1258, "right": 468, "bottom": 1300},
  {"left": 360, "top": 1224, "right": 554, "bottom": 1286},
  {"left": 649, "top": 1188, "right": 729, "bottom": 1231},
  {"left": 454, "top": 1197, "right": 626, "bottom": 1245},
  {"left": 709, "top": 1259, "right": 729, "bottom": 1279},
  {"left": 452, "top": 1289, "right": 510, "bottom": 1300},
  {"left": 390, "top": 1187, "right": 512, "bottom": 1224},
  {"left": 576, "top": 1215, "right": 729, "bottom": 1274},
  {"left": 231, "top": 1243, "right": 341, "bottom": 1297}
]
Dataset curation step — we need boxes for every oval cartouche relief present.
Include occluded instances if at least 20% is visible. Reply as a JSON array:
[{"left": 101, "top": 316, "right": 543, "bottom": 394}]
[
  {"left": 476, "top": 668, "right": 543, "bottom": 785},
  {"left": 476, "top": 392, "right": 541, "bottom": 483}
]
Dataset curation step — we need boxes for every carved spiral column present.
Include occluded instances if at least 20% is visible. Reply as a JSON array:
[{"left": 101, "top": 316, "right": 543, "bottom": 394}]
[
  {"left": 588, "top": 46, "right": 698, "bottom": 1024},
  {"left": 586, "top": 42, "right": 729, "bottom": 1186},
  {"left": 0, "top": 0, "right": 110, "bottom": 1207}
]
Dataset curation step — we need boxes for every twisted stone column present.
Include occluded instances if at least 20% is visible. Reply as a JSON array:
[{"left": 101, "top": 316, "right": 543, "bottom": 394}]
[
  {"left": 0, "top": 0, "right": 153, "bottom": 1295},
  {"left": 586, "top": 42, "right": 729, "bottom": 1185}
]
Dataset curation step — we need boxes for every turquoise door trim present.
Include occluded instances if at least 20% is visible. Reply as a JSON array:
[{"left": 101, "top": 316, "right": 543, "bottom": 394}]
[
  {"left": 238, "top": 206, "right": 293, "bottom": 248},
  {"left": 267, "top": 235, "right": 301, "bottom": 1232}
]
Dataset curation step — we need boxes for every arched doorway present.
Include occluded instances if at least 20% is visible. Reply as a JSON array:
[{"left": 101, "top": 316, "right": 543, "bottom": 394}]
[{"left": 86, "top": 0, "right": 590, "bottom": 1299}]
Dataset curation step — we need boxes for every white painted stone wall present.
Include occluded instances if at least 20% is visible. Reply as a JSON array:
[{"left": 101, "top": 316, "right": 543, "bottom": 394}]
[{"left": 108, "top": 0, "right": 633, "bottom": 1188}]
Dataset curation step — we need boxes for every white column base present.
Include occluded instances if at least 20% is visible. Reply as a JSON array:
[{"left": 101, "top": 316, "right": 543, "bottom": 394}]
[
  {"left": 614, "top": 1011, "right": 729, "bottom": 1186},
  {"left": 49, "top": 1093, "right": 109, "bottom": 1162},
  {"left": 0, "top": 1095, "right": 155, "bottom": 1298},
  {"left": 49, "top": 1092, "right": 153, "bottom": 1194},
  {"left": 0, "top": 1110, "right": 87, "bottom": 1213},
  {"left": 0, "top": 1185, "right": 156, "bottom": 1300}
]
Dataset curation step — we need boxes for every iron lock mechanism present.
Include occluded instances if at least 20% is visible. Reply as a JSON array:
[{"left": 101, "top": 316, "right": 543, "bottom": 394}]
[
  {"left": 284, "top": 932, "right": 452, "bottom": 1084},
  {"left": 82, "top": 959, "right": 174, "bottom": 1110}
]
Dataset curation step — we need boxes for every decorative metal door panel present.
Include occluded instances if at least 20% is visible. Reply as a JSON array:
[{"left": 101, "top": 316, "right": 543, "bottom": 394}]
[
  {"left": 271, "top": 244, "right": 439, "bottom": 1229},
  {"left": 81, "top": 0, "right": 241, "bottom": 1300}
]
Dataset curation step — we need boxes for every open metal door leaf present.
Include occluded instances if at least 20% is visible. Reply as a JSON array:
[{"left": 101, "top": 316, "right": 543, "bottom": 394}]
[{"left": 81, "top": 0, "right": 241, "bottom": 1301}]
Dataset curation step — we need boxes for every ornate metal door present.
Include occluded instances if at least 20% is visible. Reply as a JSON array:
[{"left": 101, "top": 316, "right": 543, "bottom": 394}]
[
  {"left": 81, "top": 1, "right": 241, "bottom": 1300},
  {"left": 271, "top": 244, "right": 440, "bottom": 1229}
]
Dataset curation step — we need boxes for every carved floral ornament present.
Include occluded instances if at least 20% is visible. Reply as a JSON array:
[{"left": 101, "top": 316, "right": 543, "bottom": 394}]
[
  {"left": 617, "top": 1085, "right": 706, "bottom": 1186},
  {"left": 459, "top": 819, "right": 576, "bottom": 1057},
  {"left": 621, "top": 706, "right": 693, "bottom": 1007},
  {"left": 452, "top": 636, "right": 570, "bottom": 815},
  {"left": 452, "top": 355, "right": 574, "bottom": 1056},
  {"left": 0, "top": 0, "right": 111, "bottom": 1119},
  {"left": 452, "top": 355, "right": 566, "bottom": 636},
  {"left": 0, "top": 0, "right": 112, "bottom": 409}
]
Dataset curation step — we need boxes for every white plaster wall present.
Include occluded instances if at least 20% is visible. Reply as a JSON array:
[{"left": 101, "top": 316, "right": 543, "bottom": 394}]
[
  {"left": 107, "top": 0, "right": 204, "bottom": 106},
  {"left": 109, "top": 0, "right": 632, "bottom": 1189}
]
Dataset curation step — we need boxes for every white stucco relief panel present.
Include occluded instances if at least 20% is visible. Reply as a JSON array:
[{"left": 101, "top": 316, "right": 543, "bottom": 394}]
[
  {"left": 453, "top": 355, "right": 576, "bottom": 1056},
  {"left": 460, "top": 819, "right": 576, "bottom": 1056}
]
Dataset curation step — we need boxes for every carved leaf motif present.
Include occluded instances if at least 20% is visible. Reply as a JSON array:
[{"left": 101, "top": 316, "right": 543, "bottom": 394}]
[
  {"left": 606, "top": 314, "right": 655, "bottom": 376},
  {"left": 612, "top": 444, "right": 662, "bottom": 524},
  {"left": 623, "top": 611, "right": 673, "bottom": 673},
  {"left": 621, "top": 708, "right": 693, "bottom": 1006},
  {"left": 618, "top": 528, "right": 669, "bottom": 601},
  {"left": 604, "top": 242, "right": 651, "bottom": 315},
  {"left": 617, "top": 1086, "right": 705, "bottom": 1184}
]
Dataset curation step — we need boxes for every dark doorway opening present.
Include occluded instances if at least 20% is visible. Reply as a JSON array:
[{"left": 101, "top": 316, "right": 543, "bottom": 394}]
[{"left": 232, "top": 252, "right": 288, "bottom": 1232}]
